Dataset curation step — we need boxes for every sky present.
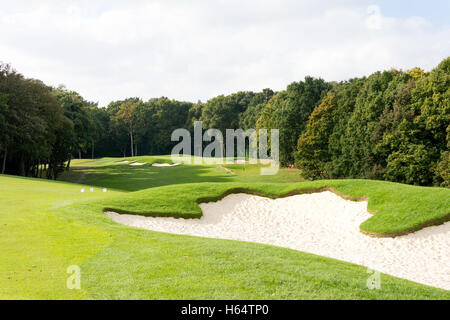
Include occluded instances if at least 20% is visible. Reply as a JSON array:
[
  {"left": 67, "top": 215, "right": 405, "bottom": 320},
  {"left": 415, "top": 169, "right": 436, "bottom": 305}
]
[{"left": 0, "top": 0, "right": 449, "bottom": 106}]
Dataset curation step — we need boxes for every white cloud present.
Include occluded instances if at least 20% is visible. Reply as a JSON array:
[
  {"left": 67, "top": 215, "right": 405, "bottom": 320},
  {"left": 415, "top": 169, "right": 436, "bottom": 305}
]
[
  {"left": 366, "top": 5, "right": 383, "bottom": 30},
  {"left": 0, "top": 0, "right": 449, "bottom": 106}
]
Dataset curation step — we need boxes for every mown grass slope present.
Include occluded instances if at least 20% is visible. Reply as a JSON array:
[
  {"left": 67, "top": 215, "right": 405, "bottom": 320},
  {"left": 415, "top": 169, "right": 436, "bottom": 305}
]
[
  {"left": 1, "top": 156, "right": 449, "bottom": 299},
  {"left": 60, "top": 156, "right": 305, "bottom": 191},
  {"left": 0, "top": 175, "right": 123, "bottom": 299},
  {"left": 100, "top": 180, "right": 449, "bottom": 235}
]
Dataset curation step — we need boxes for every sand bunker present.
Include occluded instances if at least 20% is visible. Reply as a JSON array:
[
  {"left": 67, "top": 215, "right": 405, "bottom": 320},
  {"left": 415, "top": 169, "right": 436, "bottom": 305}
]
[
  {"left": 152, "top": 163, "right": 181, "bottom": 167},
  {"left": 129, "top": 162, "right": 145, "bottom": 166},
  {"left": 106, "top": 191, "right": 450, "bottom": 290},
  {"left": 116, "top": 160, "right": 131, "bottom": 164}
]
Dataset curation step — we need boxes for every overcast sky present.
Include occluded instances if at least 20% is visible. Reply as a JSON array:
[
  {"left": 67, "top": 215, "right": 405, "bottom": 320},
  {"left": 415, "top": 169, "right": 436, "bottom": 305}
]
[{"left": 1, "top": 0, "right": 449, "bottom": 106}]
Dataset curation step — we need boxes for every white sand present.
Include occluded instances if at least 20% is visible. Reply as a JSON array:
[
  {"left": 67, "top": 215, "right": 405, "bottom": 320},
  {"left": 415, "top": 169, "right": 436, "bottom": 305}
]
[
  {"left": 152, "top": 163, "right": 181, "bottom": 167},
  {"left": 116, "top": 161, "right": 131, "bottom": 164},
  {"left": 129, "top": 162, "right": 145, "bottom": 166},
  {"left": 106, "top": 191, "right": 450, "bottom": 290}
]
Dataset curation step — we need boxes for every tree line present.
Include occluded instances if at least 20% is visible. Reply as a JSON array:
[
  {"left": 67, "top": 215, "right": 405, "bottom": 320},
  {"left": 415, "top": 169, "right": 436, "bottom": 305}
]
[
  {"left": 0, "top": 57, "right": 448, "bottom": 186},
  {"left": 296, "top": 59, "right": 449, "bottom": 187}
]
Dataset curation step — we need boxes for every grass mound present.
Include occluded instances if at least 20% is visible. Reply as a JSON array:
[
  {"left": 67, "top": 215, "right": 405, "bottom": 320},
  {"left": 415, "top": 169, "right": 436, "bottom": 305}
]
[{"left": 100, "top": 180, "right": 450, "bottom": 236}]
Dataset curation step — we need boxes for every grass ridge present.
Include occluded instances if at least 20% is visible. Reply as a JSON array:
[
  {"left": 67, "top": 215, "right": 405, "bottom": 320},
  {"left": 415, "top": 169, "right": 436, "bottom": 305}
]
[{"left": 100, "top": 181, "right": 449, "bottom": 237}]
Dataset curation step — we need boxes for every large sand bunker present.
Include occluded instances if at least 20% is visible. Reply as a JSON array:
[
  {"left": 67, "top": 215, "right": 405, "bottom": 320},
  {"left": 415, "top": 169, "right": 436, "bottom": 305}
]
[
  {"left": 152, "top": 163, "right": 181, "bottom": 167},
  {"left": 106, "top": 191, "right": 450, "bottom": 290},
  {"left": 129, "top": 162, "right": 145, "bottom": 166}
]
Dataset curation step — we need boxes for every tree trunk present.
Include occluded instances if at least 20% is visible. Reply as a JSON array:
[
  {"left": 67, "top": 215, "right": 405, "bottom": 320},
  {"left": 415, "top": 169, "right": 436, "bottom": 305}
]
[
  {"left": 53, "top": 163, "right": 58, "bottom": 180},
  {"left": 1, "top": 146, "right": 6, "bottom": 175},
  {"left": 25, "top": 161, "right": 30, "bottom": 177},
  {"left": 19, "top": 154, "right": 25, "bottom": 176},
  {"left": 92, "top": 140, "right": 95, "bottom": 160},
  {"left": 78, "top": 150, "right": 82, "bottom": 159},
  {"left": 135, "top": 143, "right": 138, "bottom": 157},
  {"left": 33, "top": 161, "right": 38, "bottom": 177},
  {"left": 66, "top": 154, "right": 72, "bottom": 171},
  {"left": 130, "top": 130, "right": 134, "bottom": 157}
]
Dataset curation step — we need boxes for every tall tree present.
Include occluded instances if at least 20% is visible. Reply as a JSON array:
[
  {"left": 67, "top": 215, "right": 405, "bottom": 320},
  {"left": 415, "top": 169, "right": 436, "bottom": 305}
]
[
  {"left": 257, "top": 77, "right": 331, "bottom": 165},
  {"left": 295, "top": 93, "right": 338, "bottom": 178},
  {"left": 340, "top": 70, "right": 410, "bottom": 178},
  {"left": 239, "top": 88, "right": 275, "bottom": 130},
  {"left": 54, "top": 86, "right": 96, "bottom": 162},
  {"left": 0, "top": 91, "right": 8, "bottom": 174},
  {"left": 0, "top": 64, "right": 74, "bottom": 178},
  {"left": 202, "top": 91, "right": 256, "bottom": 133},
  {"left": 114, "top": 101, "right": 139, "bottom": 157},
  {"left": 383, "top": 58, "right": 449, "bottom": 185}
]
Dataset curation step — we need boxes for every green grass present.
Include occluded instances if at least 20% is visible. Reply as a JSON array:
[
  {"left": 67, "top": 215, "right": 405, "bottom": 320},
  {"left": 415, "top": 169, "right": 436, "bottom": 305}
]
[
  {"left": 1, "top": 156, "right": 449, "bottom": 299},
  {"left": 97, "top": 180, "right": 450, "bottom": 235},
  {"left": 0, "top": 175, "right": 122, "bottom": 299},
  {"left": 59, "top": 156, "right": 304, "bottom": 191}
]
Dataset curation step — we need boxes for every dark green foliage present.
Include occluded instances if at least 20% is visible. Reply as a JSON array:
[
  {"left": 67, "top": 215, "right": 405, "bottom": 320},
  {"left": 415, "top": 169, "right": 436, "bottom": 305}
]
[
  {"left": 0, "top": 64, "right": 75, "bottom": 178},
  {"left": 2, "top": 57, "right": 448, "bottom": 187},
  {"left": 106, "top": 98, "right": 140, "bottom": 157},
  {"left": 340, "top": 70, "right": 411, "bottom": 178},
  {"left": 100, "top": 97, "right": 194, "bottom": 157},
  {"left": 239, "top": 88, "right": 275, "bottom": 130},
  {"left": 295, "top": 79, "right": 367, "bottom": 178},
  {"left": 54, "top": 86, "right": 97, "bottom": 159},
  {"left": 184, "top": 102, "right": 203, "bottom": 130},
  {"left": 379, "top": 59, "right": 449, "bottom": 185},
  {"left": 258, "top": 77, "right": 331, "bottom": 165},
  {"left": 201, "top": 91, "right": 257, "bottom": 133},
  {"left": 327, "top": 78, "right": 366, "bottom": 177},
  {"left": 142, "top": 97, "right": 192, "bottom": 155},
  {"left": 296, "top": 57, "right": 449, "bottom": 187},
  {"left": 295, "top": 93, "right": 338, "bottom": 178},
  {"left": 436, "top": 151, "right": 450, "bottom": 187},
  {"left": 0, "top": 92, "right": 7, "bottom": 150}
]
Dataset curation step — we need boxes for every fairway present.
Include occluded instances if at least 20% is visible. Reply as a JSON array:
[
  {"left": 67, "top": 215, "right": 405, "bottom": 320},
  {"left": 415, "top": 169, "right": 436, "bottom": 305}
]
[{"left": 1, "top": 157, "right": 449, "bottom": 299}]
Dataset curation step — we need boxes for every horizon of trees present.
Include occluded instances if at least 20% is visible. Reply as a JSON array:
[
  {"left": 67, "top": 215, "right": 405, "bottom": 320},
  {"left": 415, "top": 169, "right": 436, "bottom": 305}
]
[
  {"left": 0, "top": 57, "right": 448, "bottom": 186},
  {"left": 296, "top": 59, "right": 449, "bottom": 187}
]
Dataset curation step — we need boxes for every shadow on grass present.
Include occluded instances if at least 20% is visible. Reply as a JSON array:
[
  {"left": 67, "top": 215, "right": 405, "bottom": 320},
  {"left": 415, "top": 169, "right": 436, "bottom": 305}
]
[{"left": 60, "top": 164, "right": 234, "bottom": 191}]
